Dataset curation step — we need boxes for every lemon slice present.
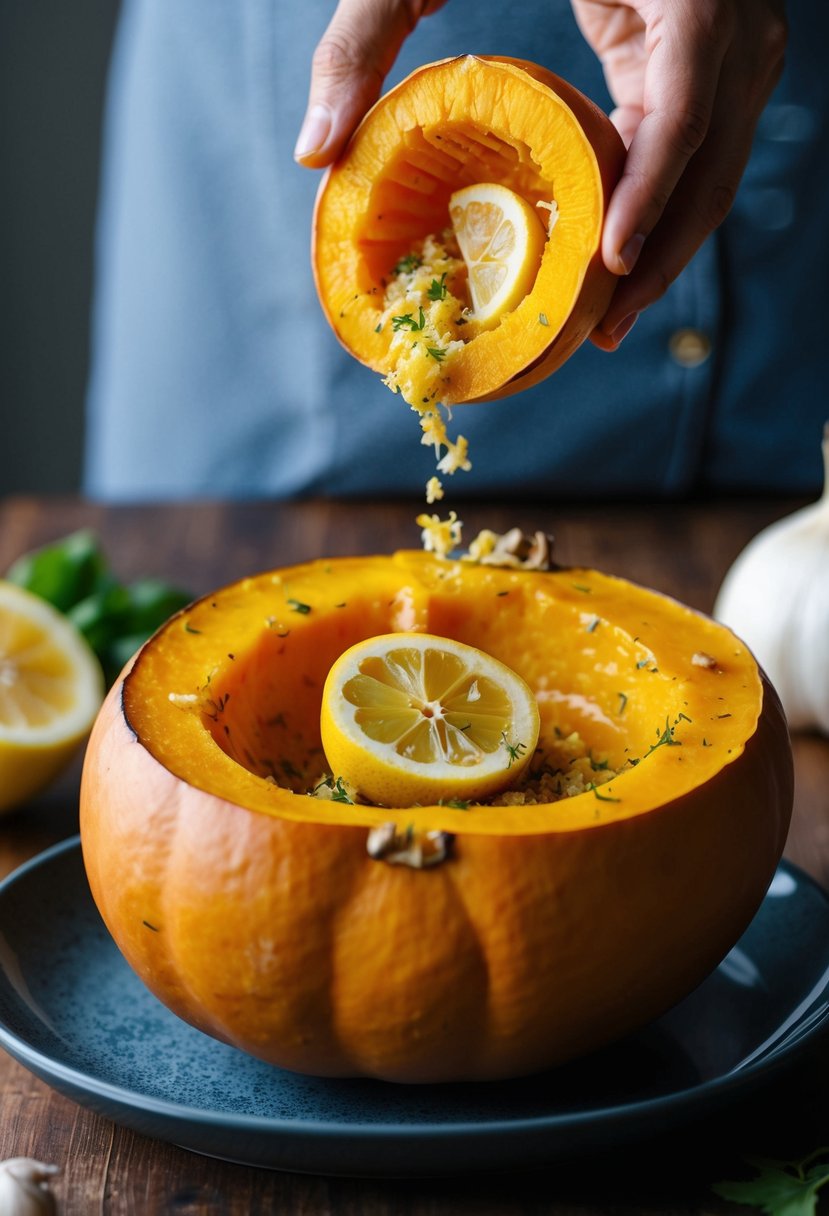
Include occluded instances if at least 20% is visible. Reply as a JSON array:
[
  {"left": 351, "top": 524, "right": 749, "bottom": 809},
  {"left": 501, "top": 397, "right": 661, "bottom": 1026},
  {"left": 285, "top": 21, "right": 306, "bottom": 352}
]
[
  {"left": 0, "top": 580, "right": 104, "bottom": 813},
  {"left": 449, "top": 182, "right": 548, "bottom": 329},
  {"left": 320, "top": 632, "right": 540, "bottom": 807}
]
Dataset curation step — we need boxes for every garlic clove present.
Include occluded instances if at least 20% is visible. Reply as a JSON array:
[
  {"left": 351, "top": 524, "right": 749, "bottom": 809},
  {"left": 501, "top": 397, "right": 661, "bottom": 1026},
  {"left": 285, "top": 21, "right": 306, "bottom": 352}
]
[
  {"left": 0, "top": 1159, "right": 59, "bottom": 1216},
  {"left": 714, "top": 423, "right": 829, "bottom": 736}
]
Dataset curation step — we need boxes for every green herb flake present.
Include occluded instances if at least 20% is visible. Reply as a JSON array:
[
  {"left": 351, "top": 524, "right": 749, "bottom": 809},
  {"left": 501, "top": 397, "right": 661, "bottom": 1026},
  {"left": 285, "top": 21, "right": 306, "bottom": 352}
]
[
  {"left": 427, "top": 272, "right": 448, "bottom": 301},
  {"left": 502, "top": 733, "right": 528, "bottom": 768},
  {"left": 589, "top": 783, "right": 621, "bottom": 803},
  {"left": 439, "top": 798, "right": 470, "bottom": 810},
  {"left": 572, "top": 583, "right": 591, "bottom": 594},
  {"left": 142, "top": 920, "right": 159, "bottom": 932},
  {"left": 331, "top": 776, "right": 353, "bottom": 804},
  {"left": 617, "top": 692, "right": 628, "bottom": 716},
  {"left": 538, "top": 312, "right": 549, "bottom": 326},
  {"left": 183, "top": 622, "right": 201, "bottom": 634},
  {"left": 426, "top": 346, "right": 446, "bottom": 362},
  {"left": 287, "top": 598, "right": 312, "bottom": 615},
  {"left": 586, "top": 616, "right": 600, "bottom": 633},
  {"left": 374, "top": 322, "right": 383, "bottom": 333},
  {"left": 392, "top": 252, "right": 422, "bottom": 276}
]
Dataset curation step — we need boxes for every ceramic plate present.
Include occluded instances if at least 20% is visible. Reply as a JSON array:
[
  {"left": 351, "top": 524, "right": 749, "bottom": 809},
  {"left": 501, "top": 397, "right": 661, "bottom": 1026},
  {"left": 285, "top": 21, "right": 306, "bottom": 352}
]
[{"left": 1, "top": 837, "right": 828, "bottom": 1176}]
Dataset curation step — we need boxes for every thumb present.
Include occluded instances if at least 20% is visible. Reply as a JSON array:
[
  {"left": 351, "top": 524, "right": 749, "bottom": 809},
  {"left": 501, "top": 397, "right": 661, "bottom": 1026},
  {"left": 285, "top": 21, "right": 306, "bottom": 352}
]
[{"left": 295, "top": 0, "right": 447, "bottom": 168}]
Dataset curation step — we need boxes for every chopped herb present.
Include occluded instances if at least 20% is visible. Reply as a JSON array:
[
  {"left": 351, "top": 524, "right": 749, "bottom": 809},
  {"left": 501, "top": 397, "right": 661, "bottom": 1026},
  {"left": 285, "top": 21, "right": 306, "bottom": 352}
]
[
  {"left": 374, "top": 323, "right": 383, "bottom": 333},
  {"left": 702, "top": 737, "right": 712, "bottom": 747},
  {"left": 715, "top": 712, "right": 733, "bottom": 719},
  {"left": 636, "top": 658, "right": 650, "bottom": 669},
  {"left": 183, "top": 622, "right": 201, "bottom": 634},
  {"left": 643, "top": 716, "right": 683, "bottom": 758},
  {"left": 502, "top": 733, "right": 528, "bottom": 767},
  {"left": 287, "top": 598, "right": 312, "bottom": 614},
  {"left": 427, "top": 272, "right": 448, "bottom": 301},
  {"left": 617, "top": 692, "right": 628, "bottom": 715},
  {"left": 676, "top": 712, "right": 693, "bottom": 723},
  {"left": 439, "top": 798, "right": 470, "bottom": 810},
  {"left": 426, "top": 346, "right": 447, "bottom": 362},
  {"left": 572, "top": 583, "right": 591, "bottom": 594},
  {"left": 330, "top": 776, "right": 353, "bottom": 803},
  {"left": 142, "top": 920, "right": 159, "bottom": 932},
  {"left": 589, "top": 783, "right": 621, "bottom": 803},
  {"left": 392, "top": 252, "right": 422, "bottom": 276},
  {"left": 538, "top": 312, "right": 549, "bottom": 326},
  {"left": 335, "top": 602, "right": 347, "bottom": 608},
  {"left": 586, "top": 616, "right": 600, "bottom": 633},
  {"left": 496, "top": 590, "right": 510, "bottom": 597},
  {"left": 392, "top": 312, "right": 421, "bottom": 332}
]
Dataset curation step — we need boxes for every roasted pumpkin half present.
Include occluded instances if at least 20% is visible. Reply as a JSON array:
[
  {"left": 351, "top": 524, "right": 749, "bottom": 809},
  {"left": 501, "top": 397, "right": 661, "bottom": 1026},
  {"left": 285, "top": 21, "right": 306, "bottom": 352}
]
[
  {"left": 312, "top": 55, "right": 626, "bottom": 403},
  {"left": 80, "top": 552, "right": 792, "bottom": 1083}
]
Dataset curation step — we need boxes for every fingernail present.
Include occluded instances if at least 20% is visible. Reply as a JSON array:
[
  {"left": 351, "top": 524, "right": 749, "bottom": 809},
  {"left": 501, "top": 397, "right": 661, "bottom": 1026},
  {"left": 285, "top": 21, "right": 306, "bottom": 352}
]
[
  {"left": 618, "top": 233, "right": 645, "bottom": 275},
  {"left": 294, "top": 104, "right": 332, "bottom": 161},
  {"left": 609, "top": 313, "right": 639, "bottom": 345}
]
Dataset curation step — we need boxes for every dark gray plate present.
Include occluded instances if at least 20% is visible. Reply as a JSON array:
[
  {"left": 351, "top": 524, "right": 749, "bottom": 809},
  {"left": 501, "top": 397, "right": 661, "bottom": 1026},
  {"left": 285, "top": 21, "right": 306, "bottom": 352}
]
[{"left": 1, "top": 837, "right": 828, "bottom": 1176}]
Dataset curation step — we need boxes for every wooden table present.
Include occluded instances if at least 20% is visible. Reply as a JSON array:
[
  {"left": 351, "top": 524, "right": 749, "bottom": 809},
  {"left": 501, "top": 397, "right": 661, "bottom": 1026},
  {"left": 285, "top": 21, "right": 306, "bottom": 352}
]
[{"left": 1, "top": 494, "right": 827, "bottom": 1215}]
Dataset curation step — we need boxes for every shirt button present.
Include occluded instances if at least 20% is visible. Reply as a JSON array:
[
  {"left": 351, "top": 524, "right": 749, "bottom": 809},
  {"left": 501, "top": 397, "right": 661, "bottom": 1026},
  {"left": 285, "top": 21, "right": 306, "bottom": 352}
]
[{"left": 669, "top": 328, "right": 712, "bottom": 368}]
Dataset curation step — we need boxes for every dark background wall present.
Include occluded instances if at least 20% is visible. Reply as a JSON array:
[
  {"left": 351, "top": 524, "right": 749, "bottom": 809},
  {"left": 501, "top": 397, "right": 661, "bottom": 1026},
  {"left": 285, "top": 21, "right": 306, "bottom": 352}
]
[{"left": 1, "top": 1, "right": 120, "bottom": 494}]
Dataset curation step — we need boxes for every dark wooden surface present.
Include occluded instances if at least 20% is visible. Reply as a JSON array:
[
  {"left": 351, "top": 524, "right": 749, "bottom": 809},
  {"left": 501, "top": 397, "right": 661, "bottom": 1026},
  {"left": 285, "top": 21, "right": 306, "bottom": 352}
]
[{"left": 1, "top": 494, "right": 828, "bottom": 1215}]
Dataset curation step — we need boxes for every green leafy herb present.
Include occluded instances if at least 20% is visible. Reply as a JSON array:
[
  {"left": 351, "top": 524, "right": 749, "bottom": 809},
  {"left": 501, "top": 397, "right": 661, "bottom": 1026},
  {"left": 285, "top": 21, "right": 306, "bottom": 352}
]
[
  {"left": 538, "top": 312, "right": 549, "bottom": 326},
  {"left": 589, "top": 783, "right": 621, "bottom": 803},
  {"left": 586, "top": 616, "right": 600, "bottom": 633},
  {"left": 713, "top": 1149, "right": 829, "bottom": 1216},
  {"left": 617, "top": 692, "right": 628, "bottom": 716},
  {"left": 392, "top": 252, "right": 422, "bottom": 276},
  {"left": 439, "top": 798, "right": 470, "bottom": 810},
  {"left": 5, "top": 530, "right": 192, "bottom": 687},
  {"left": 502, "top": 733, "right": 527, "bottom": 767},
  {"left": 643, "top": 716, "right": 683, "bottom": 758},
  {"left": 392, "top": 306, "right": 426, "bottom": 332},
  {"left": 427, "top": 272, "right": 448, "bottom": 301},
  {"left": 287, "top": 598, "right": 312, "bottom": 615},
  {"left": 330, "top": 776, "right": 353, "bottom": 803},
  {"left": 426, "top": 346, "right": 447, "bottom": 362}
]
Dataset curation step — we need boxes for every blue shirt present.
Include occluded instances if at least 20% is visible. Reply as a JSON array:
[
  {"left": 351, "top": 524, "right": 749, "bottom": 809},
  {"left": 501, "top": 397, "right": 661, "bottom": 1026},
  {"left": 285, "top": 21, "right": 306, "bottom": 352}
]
[{"left": 85, "top": 0, "right": 829, "bottom": 501}]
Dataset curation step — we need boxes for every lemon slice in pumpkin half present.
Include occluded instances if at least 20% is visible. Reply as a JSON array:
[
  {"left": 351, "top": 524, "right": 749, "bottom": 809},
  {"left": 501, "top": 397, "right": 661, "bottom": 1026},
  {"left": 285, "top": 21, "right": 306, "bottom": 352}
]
[{"left": 321, "top": 633, "right": 540, "bottom": 807}]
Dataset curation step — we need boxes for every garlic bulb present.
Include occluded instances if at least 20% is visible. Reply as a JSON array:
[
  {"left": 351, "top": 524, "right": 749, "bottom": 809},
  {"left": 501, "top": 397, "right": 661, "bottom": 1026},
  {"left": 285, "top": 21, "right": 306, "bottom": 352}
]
[
  {"left": 714, "top": 423, "right": 829, "bottom": 735},
  {"left": 0, "top": 1159, "right": 59, "bottom": 1215}
]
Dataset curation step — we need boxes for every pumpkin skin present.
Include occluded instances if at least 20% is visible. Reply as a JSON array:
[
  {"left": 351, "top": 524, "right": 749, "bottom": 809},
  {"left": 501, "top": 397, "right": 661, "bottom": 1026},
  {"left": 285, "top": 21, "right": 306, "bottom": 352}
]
[
  {"left": 312, "top": 56, "right": 626, "bottom": 403},
  {"left": 79, "top": 553, "right": 793, "bottom": 1084}
]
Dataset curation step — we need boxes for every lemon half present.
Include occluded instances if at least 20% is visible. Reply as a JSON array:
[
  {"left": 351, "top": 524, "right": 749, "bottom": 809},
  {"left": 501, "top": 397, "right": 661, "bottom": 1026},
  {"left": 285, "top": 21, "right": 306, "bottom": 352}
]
[
  {"left": 449, "top": 181, "right": 548, "bottom": 329},
  {"left": 0, "top": 580, "right": 104, "bottom": 813},
  {"left": 320, "top": 632, "right": 540, "bottom": 807}
]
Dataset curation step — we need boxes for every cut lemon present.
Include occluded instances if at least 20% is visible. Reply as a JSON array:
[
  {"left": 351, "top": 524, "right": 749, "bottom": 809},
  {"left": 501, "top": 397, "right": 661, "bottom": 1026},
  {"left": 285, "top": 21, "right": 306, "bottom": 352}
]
[
  {"left": 449, "top": 182, "right": 548, "bottom": 329},
  {"left": 0, "top": 580, "right": 104, "bottom": 814},
  {"left": 320, "top": 632, "right": 540, "bottom": 807}
]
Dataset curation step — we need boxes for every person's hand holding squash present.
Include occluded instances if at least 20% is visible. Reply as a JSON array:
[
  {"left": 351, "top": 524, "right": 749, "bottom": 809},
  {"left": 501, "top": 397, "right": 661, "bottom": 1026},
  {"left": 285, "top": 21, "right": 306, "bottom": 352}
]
[{"left": 295, "top": 0, "right": 787, "bottom": 347}]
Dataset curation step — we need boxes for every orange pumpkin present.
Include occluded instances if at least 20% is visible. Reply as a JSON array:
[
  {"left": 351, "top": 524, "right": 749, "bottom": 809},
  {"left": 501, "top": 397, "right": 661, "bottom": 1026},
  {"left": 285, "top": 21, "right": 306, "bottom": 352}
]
[
  {"left": 312, "top": 56, "right": 626, "bottom": 402},
  {"left": 79, "top": 552, "right": 792, "bottom": 1083}
]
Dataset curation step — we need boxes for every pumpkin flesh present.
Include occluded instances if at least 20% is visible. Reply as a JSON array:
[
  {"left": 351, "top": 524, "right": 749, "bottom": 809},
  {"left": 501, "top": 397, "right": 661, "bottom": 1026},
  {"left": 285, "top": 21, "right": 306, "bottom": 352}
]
[{"left": 80, "top": 552, "right": 792, "bottom": 1082}]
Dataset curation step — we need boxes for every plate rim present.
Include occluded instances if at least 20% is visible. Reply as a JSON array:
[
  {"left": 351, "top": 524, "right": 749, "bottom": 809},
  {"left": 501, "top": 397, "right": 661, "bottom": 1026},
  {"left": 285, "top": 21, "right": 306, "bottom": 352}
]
[{"left": 1, "top": 835, "right": 828, "bottom": 1144}]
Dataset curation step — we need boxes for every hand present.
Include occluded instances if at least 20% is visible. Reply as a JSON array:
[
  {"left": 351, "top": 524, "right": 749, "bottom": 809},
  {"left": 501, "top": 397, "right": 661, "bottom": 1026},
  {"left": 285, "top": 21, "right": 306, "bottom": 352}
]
[
  {"left": 575, "top": 0, "right": 787, "bottom": 348},
  {"left": 294, "top": 0, "right": 449, "bottom": 169}
]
